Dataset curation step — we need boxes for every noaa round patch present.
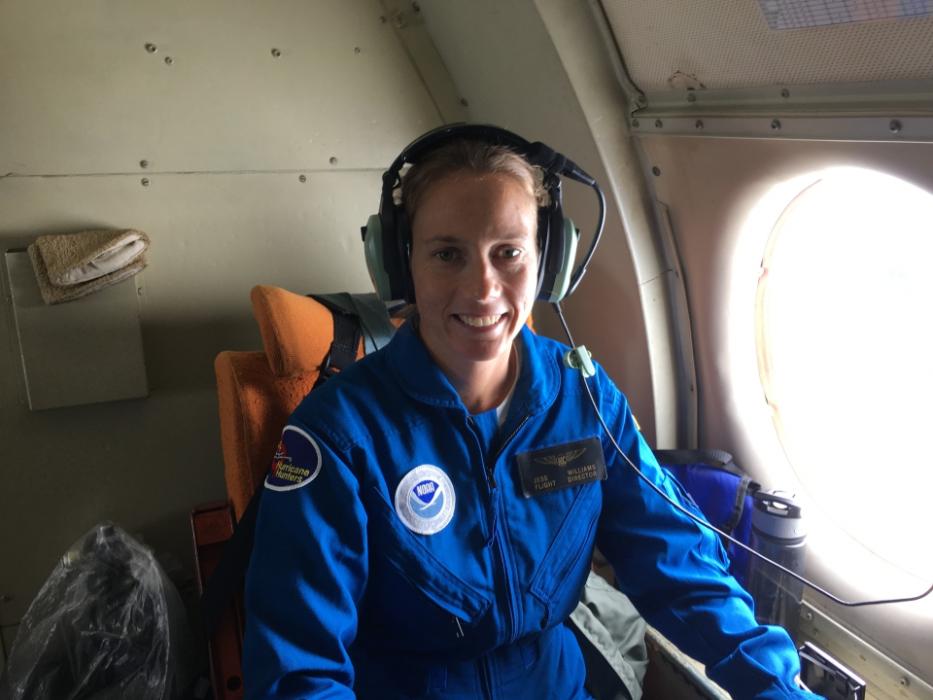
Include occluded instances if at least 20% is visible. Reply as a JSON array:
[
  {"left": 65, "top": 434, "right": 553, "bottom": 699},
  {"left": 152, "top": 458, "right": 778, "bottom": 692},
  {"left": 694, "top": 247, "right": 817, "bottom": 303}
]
[
  {"left": 264, "top": 425, "right": 322, "bottom": 491},
  {"left": 394, "top": 465, "right": 456, "bottom": 535}
]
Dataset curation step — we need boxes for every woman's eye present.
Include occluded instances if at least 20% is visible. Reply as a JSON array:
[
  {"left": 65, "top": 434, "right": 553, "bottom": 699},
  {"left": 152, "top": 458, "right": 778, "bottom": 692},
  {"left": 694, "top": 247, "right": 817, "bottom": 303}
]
[
  {"left": 500, "top": 247, "right": 522, "bottom": 260},
  {"left": 433, "top": 249, "right": 459, "bottom": 262}
]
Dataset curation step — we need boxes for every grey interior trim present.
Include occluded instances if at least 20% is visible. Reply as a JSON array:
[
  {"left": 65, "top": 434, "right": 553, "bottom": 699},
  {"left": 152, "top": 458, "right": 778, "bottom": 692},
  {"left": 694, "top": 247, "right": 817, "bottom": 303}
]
[
  {"left": 630, "top": 114, "right": 933, "bottom": 143},
  {"left": 587, "top": 0, "right": 647, "bottom": 114},
  {"left": 655, "top": 202, "right": 698, "bottom": 448},
  {"left": 535, "top": 0, "right": 683, "bottom": 446},
  {"left": 799, "top": 601, "right": 933, "bottom": 700},
  {"left": 637, "top": 79, "right": 933, "bottom": 116}
]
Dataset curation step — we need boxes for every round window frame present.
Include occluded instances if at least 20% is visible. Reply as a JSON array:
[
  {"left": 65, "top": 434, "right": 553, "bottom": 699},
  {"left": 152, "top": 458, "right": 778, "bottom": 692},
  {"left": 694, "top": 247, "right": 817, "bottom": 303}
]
[{"left": 749, "top": 166, "right": 933, "bottom": 584}]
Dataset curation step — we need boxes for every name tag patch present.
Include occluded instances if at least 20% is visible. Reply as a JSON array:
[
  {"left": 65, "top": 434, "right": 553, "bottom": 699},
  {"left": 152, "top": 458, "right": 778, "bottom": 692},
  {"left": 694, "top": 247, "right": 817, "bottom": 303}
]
[{"left": 516, "top": 437, "right": 607, "bottom": 497}]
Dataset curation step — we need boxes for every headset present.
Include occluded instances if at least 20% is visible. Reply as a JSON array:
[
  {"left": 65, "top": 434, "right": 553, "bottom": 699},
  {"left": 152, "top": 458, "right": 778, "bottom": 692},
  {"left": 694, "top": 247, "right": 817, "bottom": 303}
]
[{"left": 361, "top": 123, "right": 605, "bottom": 304}]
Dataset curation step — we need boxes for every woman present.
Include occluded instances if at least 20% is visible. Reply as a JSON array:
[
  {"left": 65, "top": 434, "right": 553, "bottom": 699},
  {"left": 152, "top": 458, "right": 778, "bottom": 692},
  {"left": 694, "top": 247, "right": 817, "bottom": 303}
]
[{"left": 243, "top": 126, "right": 822, "bottom": 699}]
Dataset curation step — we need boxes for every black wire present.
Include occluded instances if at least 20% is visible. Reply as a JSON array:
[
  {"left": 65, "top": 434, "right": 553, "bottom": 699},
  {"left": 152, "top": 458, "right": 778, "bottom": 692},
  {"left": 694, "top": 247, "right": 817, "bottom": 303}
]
[
  {"left": 552, "top": 301, "right": 933, "bottom": 608},
  {"left": 566, "top": 182, "right": 606, "bottom": 297}
]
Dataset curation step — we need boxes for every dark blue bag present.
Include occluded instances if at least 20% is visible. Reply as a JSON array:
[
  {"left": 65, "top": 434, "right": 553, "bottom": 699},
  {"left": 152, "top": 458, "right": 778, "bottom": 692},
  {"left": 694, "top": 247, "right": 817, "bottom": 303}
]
[{"left": 654, "top": 449, "right": 759, "bottom": 587}]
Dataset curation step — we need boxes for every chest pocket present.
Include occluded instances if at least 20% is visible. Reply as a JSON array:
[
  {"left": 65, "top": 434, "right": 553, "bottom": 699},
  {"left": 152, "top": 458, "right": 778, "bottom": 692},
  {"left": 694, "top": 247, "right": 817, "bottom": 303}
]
[
  {"left": 363, "top": 487, "right": 491, "bottom": 649},
  {"left": 527, "top": 481, "right": 602, "bottom": 628}
]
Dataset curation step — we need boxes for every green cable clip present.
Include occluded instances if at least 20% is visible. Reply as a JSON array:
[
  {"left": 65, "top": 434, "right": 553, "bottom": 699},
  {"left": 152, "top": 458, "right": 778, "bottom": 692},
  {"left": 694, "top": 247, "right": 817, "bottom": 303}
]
[{"left": 564, "top": 345, "right": 596, "bottom": 378}]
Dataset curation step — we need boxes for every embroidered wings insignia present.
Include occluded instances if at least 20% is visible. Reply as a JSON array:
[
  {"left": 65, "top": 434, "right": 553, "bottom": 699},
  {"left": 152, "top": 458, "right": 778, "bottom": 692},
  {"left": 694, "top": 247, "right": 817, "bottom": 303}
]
[{"left": 535, "top": 447, "right": 587, "bottom": 467}]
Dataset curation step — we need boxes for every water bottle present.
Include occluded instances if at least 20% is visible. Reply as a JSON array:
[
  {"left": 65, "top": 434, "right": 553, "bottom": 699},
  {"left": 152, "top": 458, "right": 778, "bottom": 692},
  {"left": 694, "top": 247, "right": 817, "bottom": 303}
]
[{"left": 745, "top": 489, "right": 807, "bottom": 640}]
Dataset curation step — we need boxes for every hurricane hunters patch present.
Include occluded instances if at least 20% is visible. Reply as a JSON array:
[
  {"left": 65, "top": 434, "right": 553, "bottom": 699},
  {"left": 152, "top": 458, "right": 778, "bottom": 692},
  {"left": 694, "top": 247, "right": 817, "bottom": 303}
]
[
  {"left": 394, "top": 465, "right": 456, "bottom": 535},
  {"left": 264, "top": 425, "right": 322, "bottom": 491},
  {"left": 515, "top": 437, "right": 607, "bottom": 497}
]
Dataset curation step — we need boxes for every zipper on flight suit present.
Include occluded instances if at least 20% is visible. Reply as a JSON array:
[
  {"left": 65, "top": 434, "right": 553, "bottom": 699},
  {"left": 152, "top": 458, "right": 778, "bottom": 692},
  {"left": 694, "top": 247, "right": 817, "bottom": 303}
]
[
  {"left": 466, "top": 413, "right": 531, "bottom": 654},
  {"left": 486, "top": 415, "right": 530, "bottom": 489},
  {"left": 487, "top": 415, "right": 530, "bottom": 645}
]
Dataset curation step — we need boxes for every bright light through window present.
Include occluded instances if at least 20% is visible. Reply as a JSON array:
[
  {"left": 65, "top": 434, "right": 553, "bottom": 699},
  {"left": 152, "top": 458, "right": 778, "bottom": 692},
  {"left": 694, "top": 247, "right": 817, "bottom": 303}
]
[{"left": 756, "top": 167, "right": 933, "bottom": 582}]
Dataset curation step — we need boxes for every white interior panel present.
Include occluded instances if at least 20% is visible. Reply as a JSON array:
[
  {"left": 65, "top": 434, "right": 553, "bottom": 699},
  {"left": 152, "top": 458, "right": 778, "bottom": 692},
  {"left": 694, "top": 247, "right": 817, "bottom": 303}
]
[
  {"left": 638, "top": 133, "right": 933, "bottom": 683},
  {"left": 5, "top": 251, "right": 148, "bottom": 410},
  {"left": 603, "top": 0, "right": 933, "bottom": 90}
]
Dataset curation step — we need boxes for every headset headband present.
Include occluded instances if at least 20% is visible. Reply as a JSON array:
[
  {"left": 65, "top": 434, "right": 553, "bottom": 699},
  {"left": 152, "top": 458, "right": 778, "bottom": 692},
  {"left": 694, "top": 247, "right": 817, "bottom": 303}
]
[
  {"left": 379, "top": 124, "right": 589, "bottom": 208},
  {"left": 364, "top": 123, "right": 600, "bottom": 303}
]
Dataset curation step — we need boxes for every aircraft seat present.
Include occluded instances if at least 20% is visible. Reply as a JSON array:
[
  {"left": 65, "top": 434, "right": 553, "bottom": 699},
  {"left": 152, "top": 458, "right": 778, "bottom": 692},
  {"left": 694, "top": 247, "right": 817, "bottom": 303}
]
[
  {"left": 214, "top": 285, "right": 369, "bottom": 519},
  {"left": 196, "top": 285, "right": 380, "bottom": 699}
]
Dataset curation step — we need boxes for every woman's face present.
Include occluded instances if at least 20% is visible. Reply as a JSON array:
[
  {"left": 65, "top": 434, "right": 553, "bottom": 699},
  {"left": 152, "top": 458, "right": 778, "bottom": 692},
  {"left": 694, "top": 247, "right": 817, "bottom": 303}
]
[{"left": 410, "top": 171, "right": 539, "bottom": 376}]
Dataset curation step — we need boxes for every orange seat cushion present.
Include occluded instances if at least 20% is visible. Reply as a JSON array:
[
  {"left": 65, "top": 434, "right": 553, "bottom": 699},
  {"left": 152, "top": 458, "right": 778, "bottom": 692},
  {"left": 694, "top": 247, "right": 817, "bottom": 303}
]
[
  {"left": 215, "top": 351, "right": 316, "bottom": 519},
  {"left": 251, "top": 285, "right": 365, "bottom": 378}
]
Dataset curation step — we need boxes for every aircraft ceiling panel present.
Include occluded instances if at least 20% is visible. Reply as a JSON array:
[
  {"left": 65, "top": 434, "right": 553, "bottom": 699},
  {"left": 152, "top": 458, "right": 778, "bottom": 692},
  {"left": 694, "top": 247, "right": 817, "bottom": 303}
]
[{"left": 601, "top": 0, "right": 933, "bottom": 90}]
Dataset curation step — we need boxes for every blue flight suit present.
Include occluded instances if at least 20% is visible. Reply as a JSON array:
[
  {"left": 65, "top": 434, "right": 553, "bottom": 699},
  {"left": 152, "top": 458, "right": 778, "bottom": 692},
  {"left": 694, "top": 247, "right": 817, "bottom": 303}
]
[{"left": 243, "top": 321, "right": 823, "bottom": 699}]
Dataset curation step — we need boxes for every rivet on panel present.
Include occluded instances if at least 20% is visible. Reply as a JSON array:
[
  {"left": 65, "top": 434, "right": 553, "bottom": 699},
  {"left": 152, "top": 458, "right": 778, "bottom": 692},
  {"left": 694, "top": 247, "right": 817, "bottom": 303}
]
[
  {"left": 379, "top": 15, "right": 387, "bottom": 23},
  {"left": 802, "top": 609, "right": 813, "bottom": 621},
  {"left": 695, "top": 119, "right": 704, "bottom": 130},
  {"left": 139, "top": 160, "right": 149, "bottom": 169},
  {"left": 164, "top": 56, "right": 173, "bottom": 66},
  {"left": 460, "top": 98, "right": 469, "bottom": 107},
  {"left": 0, "top": 594, "right": 12, "bottom": 603},
  {"left": 651, "top": 166, "right": 661, "bottom": 177},
  {"left": 298, "top": 174, "right": 307, "bottom": 183},
  {"left": 889, "top": 119, "right": 902, "bottom": 134},
  {"left": 899, "top": 677, "right": 910, "bottom": 688},
  {"left": 144, "top": 43, "right": 158, "bottom": 54},
  {"left": 686, "top": 91, "right": 696, "bottom": 103},
  {"left": 771, "top": 119, "right": 782, "bottom": 130},
  {"left": 781, "top": 88, "right": 790, "bottom": 98},
  {"left": 631, "top": 119, "right": 640, "bottom": 128},
  {"left": 412, "top": 1, "right": 421, "bottom": 12},
  {"left": 354, "top": 47, "right": 361, "bottom": 54},
  {"left": 329, "top": 156, "right": 338, "bottom": 165},
  {"left": 141, "top": 178, "right": 150, "bottom": 187},
  {"left": 271, "top": 48, "right": 282, "bottom": 58},
  {"left": 654, "top": 119, "right": 663, "bottom": 128}
]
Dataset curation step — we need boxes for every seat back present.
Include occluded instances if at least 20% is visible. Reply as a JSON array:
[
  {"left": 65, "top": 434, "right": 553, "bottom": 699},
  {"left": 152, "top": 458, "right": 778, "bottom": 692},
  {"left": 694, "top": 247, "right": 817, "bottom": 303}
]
[{"left": 214, "top": 285, "right": 368, "bottom": 518}]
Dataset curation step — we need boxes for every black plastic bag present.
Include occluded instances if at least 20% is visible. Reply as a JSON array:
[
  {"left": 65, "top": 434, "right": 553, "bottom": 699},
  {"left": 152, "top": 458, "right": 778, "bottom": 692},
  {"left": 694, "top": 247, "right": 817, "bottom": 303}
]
[{"left": 0, "top": 522, "right": 191, "bottom": 700}]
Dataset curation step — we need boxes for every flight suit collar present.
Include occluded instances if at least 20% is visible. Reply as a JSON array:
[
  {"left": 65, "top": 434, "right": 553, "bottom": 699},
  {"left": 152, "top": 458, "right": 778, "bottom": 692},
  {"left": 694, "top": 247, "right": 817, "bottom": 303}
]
[{"left": 387, "top": 320, "right": 560, "bottom": 417}]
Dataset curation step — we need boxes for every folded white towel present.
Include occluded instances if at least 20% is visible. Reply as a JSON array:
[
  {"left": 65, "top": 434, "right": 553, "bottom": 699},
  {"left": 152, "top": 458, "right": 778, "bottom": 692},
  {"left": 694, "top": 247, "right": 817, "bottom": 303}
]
[
  {"left": 34, "top": 229, "right": 150, "bottom": 286},
  {"left": 29, "top": 244, "right": 147, "bottom": 305}
]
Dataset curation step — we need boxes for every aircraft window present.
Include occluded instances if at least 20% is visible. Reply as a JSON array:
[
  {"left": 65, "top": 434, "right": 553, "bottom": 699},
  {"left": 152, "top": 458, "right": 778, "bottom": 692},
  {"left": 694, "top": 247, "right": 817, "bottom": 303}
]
[{"left": 754, "top": 167, "right": 933, "bottom": 585}]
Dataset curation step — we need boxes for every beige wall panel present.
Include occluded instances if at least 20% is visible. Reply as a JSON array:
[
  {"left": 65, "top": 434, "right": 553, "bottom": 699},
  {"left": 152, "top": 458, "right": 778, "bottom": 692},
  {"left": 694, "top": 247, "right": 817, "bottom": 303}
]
[
  {"left": 0, "top": 0, "right": 451, "bottom": 633},
  {"left": 0, "top": 170, "right": 382, "bottom": 625},
  {"left": 638, "top": 134, "right": 933, "bottom": 682},
  {"left": 0, "top": 0, "right": 440, "bottom": 175},
  {"left": 417, "top": 0, "right": 656, "bottom": 439}
]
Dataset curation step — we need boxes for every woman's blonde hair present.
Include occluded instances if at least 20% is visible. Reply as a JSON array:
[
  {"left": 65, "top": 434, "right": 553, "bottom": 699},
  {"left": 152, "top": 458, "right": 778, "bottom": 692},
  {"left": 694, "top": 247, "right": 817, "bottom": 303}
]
[{"left": 399, "top": 139, "right": 549, "bottom": 223}]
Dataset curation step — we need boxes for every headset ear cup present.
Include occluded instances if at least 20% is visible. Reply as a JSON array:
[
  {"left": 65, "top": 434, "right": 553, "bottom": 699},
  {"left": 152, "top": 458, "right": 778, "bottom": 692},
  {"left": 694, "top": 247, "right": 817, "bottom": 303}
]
[
  {"left": 363, "top": 214, "right": 395, "bottom": 301},
  {"left": 540, "top": 218, "right": 579, "bottom": 303}
]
